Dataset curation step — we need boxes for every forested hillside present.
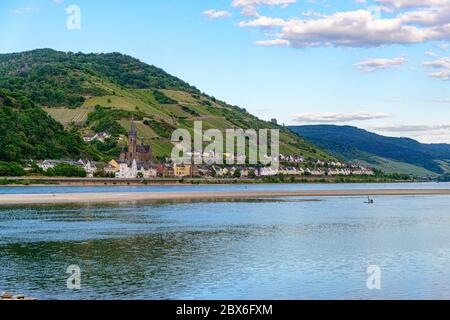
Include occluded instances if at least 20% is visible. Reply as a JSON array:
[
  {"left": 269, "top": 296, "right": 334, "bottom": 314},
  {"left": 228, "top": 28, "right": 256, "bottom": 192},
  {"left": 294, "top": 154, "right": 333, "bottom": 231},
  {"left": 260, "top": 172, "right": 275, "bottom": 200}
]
[
  {"left": 0, "top": 49, "right": 334, "bottom": 161},
  {"left": 290, "top": 125, "right": 450, "bottom": 176},
  {"left": 0, "top": 89, "right": 99, "bottom": 162}
]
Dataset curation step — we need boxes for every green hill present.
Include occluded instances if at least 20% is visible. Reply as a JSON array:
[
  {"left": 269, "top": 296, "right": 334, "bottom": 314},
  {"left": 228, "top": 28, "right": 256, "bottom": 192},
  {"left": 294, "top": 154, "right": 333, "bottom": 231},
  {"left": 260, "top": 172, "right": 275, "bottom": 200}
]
[
  {"left": 0, "top": 89, "right": 100, "bottom": 162},
  {"left": 0, "top": 49, "right": 334, "bottom": 162},
  {"left": 289, "top": 125, "right": 450, "bottom": 176}
]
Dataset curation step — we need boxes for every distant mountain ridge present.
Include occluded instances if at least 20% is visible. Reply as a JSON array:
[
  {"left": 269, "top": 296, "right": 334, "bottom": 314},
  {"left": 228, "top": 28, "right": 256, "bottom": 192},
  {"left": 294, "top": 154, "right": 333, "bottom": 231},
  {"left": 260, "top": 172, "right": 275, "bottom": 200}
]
[{"left": 289, "top": 125, "right": 450, "bottom": 176}]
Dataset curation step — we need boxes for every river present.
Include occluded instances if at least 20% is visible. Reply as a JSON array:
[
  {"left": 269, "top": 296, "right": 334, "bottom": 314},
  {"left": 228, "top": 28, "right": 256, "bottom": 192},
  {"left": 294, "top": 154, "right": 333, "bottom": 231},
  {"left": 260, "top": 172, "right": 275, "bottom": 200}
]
[{"left": 1, "top": 183, "right": 450, "bottom": 299}]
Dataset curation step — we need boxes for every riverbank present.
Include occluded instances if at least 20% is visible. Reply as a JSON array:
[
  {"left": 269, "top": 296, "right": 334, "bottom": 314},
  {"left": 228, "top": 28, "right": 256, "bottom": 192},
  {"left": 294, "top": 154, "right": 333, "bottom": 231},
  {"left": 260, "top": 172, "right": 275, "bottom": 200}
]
[
  {"left": 1, "top": 189, "right": 450, "bottom": 206},
  {"left": 0, "top": 176, "right": 419, "bottom": 187}
]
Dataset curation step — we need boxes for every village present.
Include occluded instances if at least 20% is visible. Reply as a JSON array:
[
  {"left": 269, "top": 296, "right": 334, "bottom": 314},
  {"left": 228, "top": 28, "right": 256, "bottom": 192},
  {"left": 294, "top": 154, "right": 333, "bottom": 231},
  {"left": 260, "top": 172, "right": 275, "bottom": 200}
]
[
  {"left": 34, "top": 157, "right": 375, "bottom": 179},
  {"left": 33, "top": 122, "right": 375, "bottom": 180}
]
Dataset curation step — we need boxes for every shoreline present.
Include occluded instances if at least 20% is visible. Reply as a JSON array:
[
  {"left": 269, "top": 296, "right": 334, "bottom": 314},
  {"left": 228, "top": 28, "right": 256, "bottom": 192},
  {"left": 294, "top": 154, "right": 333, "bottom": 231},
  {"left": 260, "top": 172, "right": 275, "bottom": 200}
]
[
  {"left": 0, "top": 189, "right": 449, "bottom": 206},
  {"left": 0, "top": 180, "right": 431, "bottom": 188},
  {"left": 1, "top": 176, "right": 428, "bottom": 187}
]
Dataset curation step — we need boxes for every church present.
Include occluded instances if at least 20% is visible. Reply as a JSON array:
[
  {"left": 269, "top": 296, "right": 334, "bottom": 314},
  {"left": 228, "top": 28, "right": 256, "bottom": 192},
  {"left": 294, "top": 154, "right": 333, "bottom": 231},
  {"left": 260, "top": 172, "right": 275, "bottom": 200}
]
[{"left": 120, "top": 120, "right": 153, "bottom": 163}]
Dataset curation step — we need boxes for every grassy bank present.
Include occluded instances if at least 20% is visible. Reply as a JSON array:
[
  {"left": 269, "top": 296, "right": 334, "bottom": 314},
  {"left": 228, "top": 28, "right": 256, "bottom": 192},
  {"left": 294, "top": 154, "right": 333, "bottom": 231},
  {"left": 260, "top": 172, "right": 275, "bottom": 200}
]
[{"left": 0, "top": 178, "right": 58, "bottom": 186}]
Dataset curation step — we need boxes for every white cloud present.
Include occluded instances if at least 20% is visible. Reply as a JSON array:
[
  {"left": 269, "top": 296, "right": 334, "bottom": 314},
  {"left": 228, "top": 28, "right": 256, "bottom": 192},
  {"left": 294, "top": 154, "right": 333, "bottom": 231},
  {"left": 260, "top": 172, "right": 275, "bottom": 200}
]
[
  {"left": 232, "top": 0, "right": 296, "bottom": 17},
  {"left": 10, "top": 6, "right": 35, "bottom": 14},
  {"left": 369, "top": 122, "right": 450, "bottom": 142},
  {"left": 301, "top": 10, "right": 326, "bottom": 18},
  {"left": 375, "top": 0, "right": 450, "bottom": 9},
  {"left": 255, "top": 39, "right": 291, "bottom": 46},
  {"left": 238, "top": 5, "right": 450, "bottom": 48},
  {"left": 423, "top": 56, "right": 450, "bottom": 79},
  {"left": 433, "top": 98, "right": 450, "bottom": 103},
  {"left": 239, "top": 16, "right": 287, "bottom": 27},
  {"left": 354, "top": 57, "right": 406, "bottom": 72},
  {"left": 293, "top": 111, "right": 391, "bottom": 123},
  {"left": 370, "top": 123, "right": 450, "bottom": 132},
  {"left": 398, "top": 5, "right": 450, "bottom": 26},
  {"left": 203, "top": 9, "right": 232, "bottom": 19}
]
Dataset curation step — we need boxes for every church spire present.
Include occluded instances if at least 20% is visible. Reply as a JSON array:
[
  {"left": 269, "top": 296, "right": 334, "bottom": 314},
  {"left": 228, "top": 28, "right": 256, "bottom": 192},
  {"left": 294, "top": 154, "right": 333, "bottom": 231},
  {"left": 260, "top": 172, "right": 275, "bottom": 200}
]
[
  {"left": 130, "top": 117, "right": 137, "bottom": 137},
  {"left": 128, "top": 118, "right": 138, "bottom": 161}
]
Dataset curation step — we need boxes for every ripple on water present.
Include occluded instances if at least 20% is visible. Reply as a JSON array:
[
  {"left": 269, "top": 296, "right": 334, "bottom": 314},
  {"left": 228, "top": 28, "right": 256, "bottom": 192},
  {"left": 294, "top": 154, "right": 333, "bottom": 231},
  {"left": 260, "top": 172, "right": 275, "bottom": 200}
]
[{"left": 1, "top": 195, "right": 450, "bottom": 299}]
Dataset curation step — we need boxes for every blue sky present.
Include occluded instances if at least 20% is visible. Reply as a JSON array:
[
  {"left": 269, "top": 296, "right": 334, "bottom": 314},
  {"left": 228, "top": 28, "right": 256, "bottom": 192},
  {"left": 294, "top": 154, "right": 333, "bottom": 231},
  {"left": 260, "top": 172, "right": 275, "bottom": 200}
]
[{"left": 1, "top": 0, "right": 450, "bottom": 142}]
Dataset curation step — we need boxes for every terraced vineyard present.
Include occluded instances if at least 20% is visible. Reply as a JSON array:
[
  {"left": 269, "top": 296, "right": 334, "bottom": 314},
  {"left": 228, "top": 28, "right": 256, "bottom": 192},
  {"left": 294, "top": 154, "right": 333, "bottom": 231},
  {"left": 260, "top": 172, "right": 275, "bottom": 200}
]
[{"left": 0, "top": 49, "right": 335, "bottom": 161}]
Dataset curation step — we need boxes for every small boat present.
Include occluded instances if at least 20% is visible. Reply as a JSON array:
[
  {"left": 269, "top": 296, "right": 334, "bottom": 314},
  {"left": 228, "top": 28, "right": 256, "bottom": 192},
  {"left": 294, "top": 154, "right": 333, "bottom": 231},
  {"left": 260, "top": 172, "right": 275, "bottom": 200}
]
[{"left": 365, "top": 196, "right": 374, "bottom": 204}]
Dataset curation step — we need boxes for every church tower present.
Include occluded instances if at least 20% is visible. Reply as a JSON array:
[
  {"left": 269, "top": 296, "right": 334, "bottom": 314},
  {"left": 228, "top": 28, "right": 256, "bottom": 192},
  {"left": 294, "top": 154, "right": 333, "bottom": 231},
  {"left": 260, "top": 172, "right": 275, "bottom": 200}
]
[{"left": 128, "top": 119, "right": 137, "bottom": 161}]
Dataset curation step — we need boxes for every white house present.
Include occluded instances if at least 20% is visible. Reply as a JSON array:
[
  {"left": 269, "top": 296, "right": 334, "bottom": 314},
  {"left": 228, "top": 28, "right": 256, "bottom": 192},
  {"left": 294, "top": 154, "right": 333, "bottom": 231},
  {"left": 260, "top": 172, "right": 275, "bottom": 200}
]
[
  {"left": 115, "top": 160, "right": 157, "bottom": 179},
  {"left": 80, "top": 160, "right": 98, "bottom": 178},
  {"left": 37, "top": 160, "right": 82, "bottom": 171},
  {"left": 212, "top": 166, "right": 229, "bottom": 177},
  {"left": 37, "top": 160, "right": 56, "bottom": 171},
  {"left": 83, "top": 132, "right": 111, "bottom": 143},
  {"left": 306, "top": 168, "right": 325, "bottom": 176},
  {"left": 116, "top": 161, "right": 137, "bottom": 179},
  {"left": 281, "top": 167, "right": 300, "bottom": 175},
  {"left": 258, "top": 167, "right": 279, "bottom": 176}
]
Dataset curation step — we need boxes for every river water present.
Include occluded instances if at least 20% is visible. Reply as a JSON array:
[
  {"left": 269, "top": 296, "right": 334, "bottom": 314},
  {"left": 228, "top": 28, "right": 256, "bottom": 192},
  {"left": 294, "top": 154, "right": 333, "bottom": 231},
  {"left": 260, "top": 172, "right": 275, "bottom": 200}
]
[{"left": 1, "top": 183, "right": 450, "bottom": 299}]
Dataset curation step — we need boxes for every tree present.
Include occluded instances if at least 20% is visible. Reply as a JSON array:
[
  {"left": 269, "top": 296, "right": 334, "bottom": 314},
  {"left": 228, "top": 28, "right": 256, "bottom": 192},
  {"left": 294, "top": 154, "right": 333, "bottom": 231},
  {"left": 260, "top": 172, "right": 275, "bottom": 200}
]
[
  {"left": 0, "top": 161, "right": 25, "bottom": 177},
  {"left": 45, "top": 164, "right": 86, "bottom": 177},
  {"left": 0, "top": 91, "right": 97, "bottom": 162}
]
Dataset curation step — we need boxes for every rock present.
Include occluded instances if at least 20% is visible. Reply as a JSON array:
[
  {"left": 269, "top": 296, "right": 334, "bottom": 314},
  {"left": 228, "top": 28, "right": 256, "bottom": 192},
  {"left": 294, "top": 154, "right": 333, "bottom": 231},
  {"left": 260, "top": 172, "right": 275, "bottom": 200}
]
[
  {"left": 1, "top": 292, "right": 13, "bottom": 299},
  {"left": 0, "top": 292, "right": 36, "bottom": 300}
]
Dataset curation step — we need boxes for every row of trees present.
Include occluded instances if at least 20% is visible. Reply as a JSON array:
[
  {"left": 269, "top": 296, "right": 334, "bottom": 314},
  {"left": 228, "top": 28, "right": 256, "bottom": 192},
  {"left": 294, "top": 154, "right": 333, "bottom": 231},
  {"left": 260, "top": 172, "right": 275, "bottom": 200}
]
[
  {"left": 42, "top": 164, "right": 86, "bottom": 177},
  {"left": 0, "top": 162, "right": 86, "bottom": 178},
  {"left": 0, "top": 162, "right": 26, "bottom": 177}
]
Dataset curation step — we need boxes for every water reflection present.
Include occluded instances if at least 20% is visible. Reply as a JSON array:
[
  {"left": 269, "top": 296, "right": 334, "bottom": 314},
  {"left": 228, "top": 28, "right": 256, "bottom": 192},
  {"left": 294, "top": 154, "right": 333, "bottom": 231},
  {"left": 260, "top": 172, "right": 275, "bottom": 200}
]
[
  {"left": 1, "top": 195, "right": 450, "bottom": 299},
  {"left": 1, "top": 182, "right": 449, "bottom": 195}
]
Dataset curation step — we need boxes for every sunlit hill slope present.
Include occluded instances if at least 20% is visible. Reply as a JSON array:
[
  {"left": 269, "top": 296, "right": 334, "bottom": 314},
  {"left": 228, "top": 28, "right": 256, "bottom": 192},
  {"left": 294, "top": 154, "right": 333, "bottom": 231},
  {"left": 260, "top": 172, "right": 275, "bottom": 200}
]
[{"left": 0, "top": 49, "right": 334, "bottom": 162}]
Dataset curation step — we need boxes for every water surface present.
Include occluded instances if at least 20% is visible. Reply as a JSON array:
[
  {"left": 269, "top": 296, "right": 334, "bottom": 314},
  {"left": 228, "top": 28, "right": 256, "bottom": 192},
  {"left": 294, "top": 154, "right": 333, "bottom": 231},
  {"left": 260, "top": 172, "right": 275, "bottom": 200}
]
[
  {"left": 0, "top": 182, "right": 449, "bottom": 195},
  {"left": 1, "top": 193, "right": 450, "bottom": 299}
]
